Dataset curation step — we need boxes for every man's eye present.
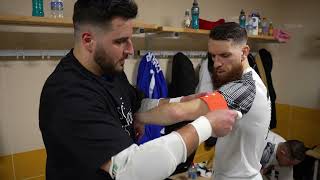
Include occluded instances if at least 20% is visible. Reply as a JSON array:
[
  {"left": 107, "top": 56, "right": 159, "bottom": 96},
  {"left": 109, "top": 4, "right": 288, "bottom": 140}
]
[
  {"left": 222, "top": 54, "right": 230, "bottom": 58},
  {"left": 114, "top": 39, "right": 127, "bottom": 44},
  {"left": 115, "top": 40, "right": 124, "bottom": 44}
]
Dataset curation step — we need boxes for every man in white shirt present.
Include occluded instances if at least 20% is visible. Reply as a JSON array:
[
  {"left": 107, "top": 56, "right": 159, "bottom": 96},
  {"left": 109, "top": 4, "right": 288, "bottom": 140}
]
[
  {"left": 261, "top": 131, "right": 306, "bottom": 180},
  {"left": 136, "top": 22, "right": 271, "bottom": 180},
  {"left": 206, "top": 22, "right": 271, "bottom": 180}
]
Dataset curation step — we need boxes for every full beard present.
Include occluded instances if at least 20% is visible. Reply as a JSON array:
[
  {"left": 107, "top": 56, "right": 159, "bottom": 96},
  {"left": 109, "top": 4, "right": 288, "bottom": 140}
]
[
  {"left": 94, "top": 46, "right": 123, "bottom": 76},
  {"left": 212, "top": 64, "right": 244, "bottom": 89}
]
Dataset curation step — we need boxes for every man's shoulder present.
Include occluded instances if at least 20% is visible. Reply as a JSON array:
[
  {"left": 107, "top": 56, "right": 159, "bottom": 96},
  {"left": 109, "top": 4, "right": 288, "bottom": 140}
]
[
  {"left": 218, "top": 69, "right": 256, "bottom": 114},
  {"left": 48, "top": 54, "right": 100, "bottom": 86},
  {"left": 41, "top": 56, "right": 106, "bottom": 103}
]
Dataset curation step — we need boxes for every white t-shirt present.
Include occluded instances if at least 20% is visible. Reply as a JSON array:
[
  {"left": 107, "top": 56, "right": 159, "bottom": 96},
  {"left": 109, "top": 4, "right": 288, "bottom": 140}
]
[
  {"left": 261, "top": 131, "right": 294, "bottom": 180},
  {"left": 196, "top": 58, "right": 214, "bottom": 93},
  {"left": 213, "top": 67, "right": 271, "bottom": 180}
]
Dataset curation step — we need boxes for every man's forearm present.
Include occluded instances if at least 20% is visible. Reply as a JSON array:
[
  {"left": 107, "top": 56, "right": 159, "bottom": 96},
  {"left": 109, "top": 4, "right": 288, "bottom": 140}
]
[
  {"left": 100, "top": 121, "right": 203, "bottom": 180},
  {"left": 135, "top": 98, "right": 209, "bottom": 125},
  {"left": 101, "top": 109, "right": 238, "bottom": 179}
]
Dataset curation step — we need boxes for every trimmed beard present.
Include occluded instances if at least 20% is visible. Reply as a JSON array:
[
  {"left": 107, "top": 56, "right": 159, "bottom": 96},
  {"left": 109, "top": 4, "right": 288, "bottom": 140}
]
[
  {"left": 212, "top": 64, "right": 243, "bottom": 89},
  {"left": 94, "top": 45, "right": 122, "bottom": 76}
]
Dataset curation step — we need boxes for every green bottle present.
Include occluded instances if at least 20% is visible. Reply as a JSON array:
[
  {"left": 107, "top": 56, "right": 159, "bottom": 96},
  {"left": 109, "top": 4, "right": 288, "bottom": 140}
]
[
  {"left": 32, "top": 0, "right": 44, "bottom": 17},
  {"left": 239, "top": 9, "right": 246, "bottom": 28}
]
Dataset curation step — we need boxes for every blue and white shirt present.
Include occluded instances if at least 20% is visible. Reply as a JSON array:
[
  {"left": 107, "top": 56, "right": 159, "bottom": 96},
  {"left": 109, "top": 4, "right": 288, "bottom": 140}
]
[{"left": 136, "top": 52, "right": 168, "bottom": 144}]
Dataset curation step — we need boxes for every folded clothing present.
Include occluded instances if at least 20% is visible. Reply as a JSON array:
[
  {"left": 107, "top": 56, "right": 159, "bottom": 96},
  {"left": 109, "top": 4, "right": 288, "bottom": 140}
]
[
  {"left": 273, "top": 29, "right": 291, "bottom": 43},
  {"left": 306, "top": 145, "right": 320, "bottom": 159},
  {"left": 199, "top": 18, "right": 225, "bottom": 30}
]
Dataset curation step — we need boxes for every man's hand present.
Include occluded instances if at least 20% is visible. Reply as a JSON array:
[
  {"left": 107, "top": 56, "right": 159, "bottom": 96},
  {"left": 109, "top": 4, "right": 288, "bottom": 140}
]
[
  {"left": 180, "top": 92, "right": 209, "bottom": 102},
  {"left": 205, "top": 110, "right": 238, "bottom": 137},
  {"left": 133, "top": 119, "right": 145, "bottom": 142}
]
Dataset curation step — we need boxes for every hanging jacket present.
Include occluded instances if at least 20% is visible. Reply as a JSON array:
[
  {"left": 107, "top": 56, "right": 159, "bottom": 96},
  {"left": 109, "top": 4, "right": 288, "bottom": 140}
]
[
  {"left": 168, "top": 52, "right": 197, "bottom": 98},
  {"left": 167, "top": 52, "right": 197, "bottom": 133},
  {"left": 258, "top": 49, "right": 277, "bottom": 129},
  {"left": 248, "top": 51, "right": 277, "bottom": 129},
  {"left": 136, "top": 52, "right": 168, "bottom": 144},
  {"left": 248, "top": 53, "right": 260, "bottom": 74},
  {"left": 167, "top": 52, "right": 197, "bottom": 175}
]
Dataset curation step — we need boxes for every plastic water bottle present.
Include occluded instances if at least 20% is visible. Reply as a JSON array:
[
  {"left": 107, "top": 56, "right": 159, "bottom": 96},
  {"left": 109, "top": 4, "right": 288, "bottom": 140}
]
[
  {"left": 51, "top": 0, "right": 64, "bottom": 18},
  {"left": 261, "top": 17, "right": 269, "bottom": 36},
  {"left": 246, "top": 15, "right": 253, "bottom": 35},
  {"left": 56, "top": 0, "right": 64, "bottom": 18},
  {"left": 188, "top": 163, "right": 198, "bottom": 179},
  {"left": 191, "top": 0, "right": 200, "bottom": 29},
  {"left": 239, "top": 9, "right": 246, "bottom": 28},
  {"left": 32, "top": 0, "right": 44, "bottom": 17},
  {"left": 50, "top": 0, "right": 57, "bottom": 18},
  {"left": 251, "top": 11, "right": 259, "bottom": 36},
  {"left": 183, "top": 9, "right": 191, "bottom": 28},
  {"left": 268, "top": 21, "right": 274, "bottom": 36}
]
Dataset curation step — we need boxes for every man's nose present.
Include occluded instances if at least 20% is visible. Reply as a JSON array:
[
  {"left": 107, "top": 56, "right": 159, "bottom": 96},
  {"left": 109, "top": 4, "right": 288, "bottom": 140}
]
[
  {"left": 214, "top": 57, "right": 223, "bottom": 68},
  {"left": 124, "top": 39, "right": 134, "bottom": 55}
]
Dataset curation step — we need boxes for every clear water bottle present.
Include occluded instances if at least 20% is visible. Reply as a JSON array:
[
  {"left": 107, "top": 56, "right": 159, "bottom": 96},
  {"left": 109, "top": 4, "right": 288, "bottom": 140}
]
[
  {"left": 246, "top": 15, "right": 253, "bottom": 35},
  {"left": 51, "top": 0, "right": 64, "bottom": 18},
  {"left": 50, "top": 0, "right": 58, "bottom": 18},
  {"left": 191, "top": 0, "right": 200, "bottom": 29},
  {"left": 261, "top": 17, "right": 269, "bottom": 36},
  {"left": 251, "top": 11, "right": 259, "bottom": 36},
  {"left": 57, "top": 0, "right": 64, "bottom": 18},
  {"left": 183, "top": 9, "right": 191, "bottom": 28},
  {"left": 32, "top": 0, "right": 44, "bottom": 17}
]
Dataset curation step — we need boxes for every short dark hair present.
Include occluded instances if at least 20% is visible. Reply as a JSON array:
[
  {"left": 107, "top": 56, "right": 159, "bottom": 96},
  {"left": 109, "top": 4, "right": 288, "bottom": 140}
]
[
  {"left": 284, "top": 140, "right": 306, "bottom": 161},
  {"left": 209, "top": 22, "right": 248, "bottom": 44},
  {"left": 73, "top": 0, "right": 138, "bottom": 29}
]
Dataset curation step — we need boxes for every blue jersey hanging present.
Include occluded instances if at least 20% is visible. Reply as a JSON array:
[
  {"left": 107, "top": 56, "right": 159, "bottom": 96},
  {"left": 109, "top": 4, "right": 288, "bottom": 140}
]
[{"left": 136, "top": 52, "right": 168, "bottom": 144}]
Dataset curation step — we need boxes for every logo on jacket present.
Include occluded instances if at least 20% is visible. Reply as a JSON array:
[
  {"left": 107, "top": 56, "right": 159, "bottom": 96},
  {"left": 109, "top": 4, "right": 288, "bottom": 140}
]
[
  {"left": 117, "top": 97, "right": 133, "bottom": 136},
  {"left": 146, "top": 52, "right": 162, "bottom": 73}
]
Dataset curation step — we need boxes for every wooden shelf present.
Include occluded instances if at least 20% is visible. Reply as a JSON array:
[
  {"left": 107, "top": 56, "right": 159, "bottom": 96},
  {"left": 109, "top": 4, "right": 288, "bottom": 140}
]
[
  {"left": 0, "top": 15, "right": 73, "bottom": 27},
  {"left": 248, "top": 34, "right": 279, "bottom": 42},
  {"left": 0, "top": 15, "right": 278, "bottom": 49},
  {"left": 159, "top": 26, "right": 210, "bottom": 35},
  {"left": 159, "top": 25, "right": 279, "bottom": 42},
  {"left": 0, "top": 15, "right": 159, "bottom": 31},
  {"left": 132, "top": 20, "right": 159, "bottom": 32}
]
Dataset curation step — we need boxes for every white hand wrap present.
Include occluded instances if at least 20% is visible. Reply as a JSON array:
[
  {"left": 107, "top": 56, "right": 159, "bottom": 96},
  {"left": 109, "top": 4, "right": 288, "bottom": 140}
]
[
  {"left": 109, "top": 132, "right": 187, "bottom": 180},
  {"left": 169, "top": 97, "right": 183, "bottom": 103},
  {"left": 190, "top": 116, "right": 214, "bottom": 145},
  {"left": 138, "top": 98, "right": 160, "bottom": 112},
  {"left": 236, "top": 111, "right": 242, "bottom": 119}
]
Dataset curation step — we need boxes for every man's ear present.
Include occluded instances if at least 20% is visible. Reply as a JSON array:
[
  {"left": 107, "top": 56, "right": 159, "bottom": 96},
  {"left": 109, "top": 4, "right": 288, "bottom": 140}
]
[
  {"left": 82, "top": 32, "right": 95, "bottom": 53},
  {"left": 242, "top": 45, "right": 250, "bottom": 58},
  {"left": 280, "top": 149, "right": 287, "bottom": 156}
]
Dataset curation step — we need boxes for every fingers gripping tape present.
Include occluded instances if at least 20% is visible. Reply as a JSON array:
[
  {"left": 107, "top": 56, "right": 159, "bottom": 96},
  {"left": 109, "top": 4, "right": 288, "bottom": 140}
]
[{"left": 199, "top": 91, "right": 228, "bottom": 111}]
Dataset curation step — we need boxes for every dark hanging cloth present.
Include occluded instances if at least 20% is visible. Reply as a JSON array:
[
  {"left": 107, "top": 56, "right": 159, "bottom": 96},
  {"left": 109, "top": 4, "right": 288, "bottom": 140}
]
[
  {"left": 258, "top": 49, "right": 277, "bottom": 129},
  {"left": 167, "top": 52, "right": 197, "bottom": 174},
  {"left": 248, "top": 53, "right": 260, "bottom": 74}
]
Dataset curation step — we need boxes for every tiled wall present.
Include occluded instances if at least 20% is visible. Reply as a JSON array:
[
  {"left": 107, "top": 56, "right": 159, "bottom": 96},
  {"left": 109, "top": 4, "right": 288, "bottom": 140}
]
[
  {"left": 273, "top": 104, "right": 320, "bottom": 147},
  {"left": 0, "top": 149, "right": 46, "bottom": 180}
]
